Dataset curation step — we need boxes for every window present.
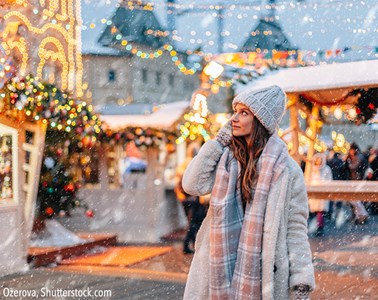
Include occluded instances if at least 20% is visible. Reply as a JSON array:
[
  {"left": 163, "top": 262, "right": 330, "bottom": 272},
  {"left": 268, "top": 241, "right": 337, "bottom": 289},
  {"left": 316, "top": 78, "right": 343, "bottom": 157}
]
[
  {"left": 156, "top": 71, "right": 161, "bottom": 85},
  {"left": 108, "top": 70, "right": 116, "bottom": 82},
  {"left": 142, "top": 68, "right": 148, "bottom": 83},
  {"left": 169, "top": 74, "right": 174, "bottom": 87}
]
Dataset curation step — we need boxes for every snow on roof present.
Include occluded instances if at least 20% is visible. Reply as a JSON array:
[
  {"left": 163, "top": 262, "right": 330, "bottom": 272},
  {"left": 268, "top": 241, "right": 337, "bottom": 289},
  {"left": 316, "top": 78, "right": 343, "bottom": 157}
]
[
  {"left": 236, "top": 60, "right": 378, "bottom": 94},
  {"left": 100, "top": 101, "right": 190, "bottom": 130},
  {"left": 81, "top": 0, "right": 122, "bottom": 55}
]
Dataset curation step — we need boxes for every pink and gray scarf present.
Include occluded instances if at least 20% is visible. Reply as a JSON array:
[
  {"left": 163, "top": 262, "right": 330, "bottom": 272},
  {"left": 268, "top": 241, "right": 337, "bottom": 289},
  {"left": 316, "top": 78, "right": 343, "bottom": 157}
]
[{"left": 209, "top": 135, "right": 289, "bottom": 299}]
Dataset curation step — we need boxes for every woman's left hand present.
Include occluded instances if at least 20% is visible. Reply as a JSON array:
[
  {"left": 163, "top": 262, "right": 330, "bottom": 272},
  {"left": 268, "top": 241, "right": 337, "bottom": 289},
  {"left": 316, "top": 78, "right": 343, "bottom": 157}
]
[{"left": 216, "top": 121, "right": 232, "bottom": 147}]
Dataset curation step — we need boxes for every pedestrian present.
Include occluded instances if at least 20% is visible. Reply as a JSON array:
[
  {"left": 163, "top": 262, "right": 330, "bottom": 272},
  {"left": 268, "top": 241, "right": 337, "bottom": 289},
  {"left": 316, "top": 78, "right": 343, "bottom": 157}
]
[
  {"left": 346, "top": 143, "right": 369, "bottom": 224},
  {"left": 182, "top": 85, "right": 315, "bottom": 299},
  {"left": 326, "top": 150, "right": 348, "bottom": 227},
  {"left": 308, "top": 153, "right": 333, "bottom": 236},
  {"left": 175, "top": 143, "right": 206, "bottom": 254}
]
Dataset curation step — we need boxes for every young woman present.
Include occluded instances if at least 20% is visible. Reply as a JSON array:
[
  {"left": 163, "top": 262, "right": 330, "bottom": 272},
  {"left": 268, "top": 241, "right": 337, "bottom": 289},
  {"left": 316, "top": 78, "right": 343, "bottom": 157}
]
[{"left": 182, "top": 85, "right": 315, "bottom": 300}]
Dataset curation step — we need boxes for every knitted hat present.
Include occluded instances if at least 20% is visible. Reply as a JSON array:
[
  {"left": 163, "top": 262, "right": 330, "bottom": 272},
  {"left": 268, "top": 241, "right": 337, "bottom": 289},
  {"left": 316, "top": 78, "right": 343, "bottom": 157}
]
[{"left": 232, "top": 85, "right": 287, "bottom": 134}]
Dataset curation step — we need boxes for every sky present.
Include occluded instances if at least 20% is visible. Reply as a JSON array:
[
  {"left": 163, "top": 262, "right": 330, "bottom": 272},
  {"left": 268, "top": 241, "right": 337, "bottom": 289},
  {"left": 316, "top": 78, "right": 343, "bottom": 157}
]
[{"left": 81, "top": 0, "right": 378, "bottom": 57}]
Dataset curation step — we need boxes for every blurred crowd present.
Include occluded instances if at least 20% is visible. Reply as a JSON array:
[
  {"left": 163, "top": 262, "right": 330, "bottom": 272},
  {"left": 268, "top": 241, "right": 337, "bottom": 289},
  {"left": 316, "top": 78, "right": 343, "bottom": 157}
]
[{"left": 306, "top": 142, "right": 378, "bottom": 236}]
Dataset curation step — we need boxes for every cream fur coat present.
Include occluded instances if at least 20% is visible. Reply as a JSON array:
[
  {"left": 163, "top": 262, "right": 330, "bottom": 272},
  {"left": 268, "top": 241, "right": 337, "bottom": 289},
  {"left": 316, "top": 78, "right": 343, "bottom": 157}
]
[{"left": 182, "top": 140, "right": 315, "bottom": 300}]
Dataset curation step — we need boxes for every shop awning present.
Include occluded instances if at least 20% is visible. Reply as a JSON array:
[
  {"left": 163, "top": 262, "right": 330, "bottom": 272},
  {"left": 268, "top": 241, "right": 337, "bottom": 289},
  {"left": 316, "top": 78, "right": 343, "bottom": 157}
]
[
  {"left": 99, "top": 101, "right": 190, "bottom": 130},
  {"left": 235, "top": 59, "right": 378, "bottom": 105}
]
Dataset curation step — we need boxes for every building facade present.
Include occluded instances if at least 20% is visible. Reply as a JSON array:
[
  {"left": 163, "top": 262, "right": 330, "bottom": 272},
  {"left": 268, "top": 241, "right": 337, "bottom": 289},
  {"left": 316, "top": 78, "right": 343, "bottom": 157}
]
[
  {"left": 0, "top": 0, "right": 84, "bottom": 96},
  {"left": 81, "top": 2, "right": 199, "bottom": 107}
]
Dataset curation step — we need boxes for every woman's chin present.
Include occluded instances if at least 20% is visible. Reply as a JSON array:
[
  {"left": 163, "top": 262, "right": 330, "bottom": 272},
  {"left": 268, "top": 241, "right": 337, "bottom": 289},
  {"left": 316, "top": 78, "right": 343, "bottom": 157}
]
[{"left": 232, "top": 131, "right": 246, "bottom": 137}]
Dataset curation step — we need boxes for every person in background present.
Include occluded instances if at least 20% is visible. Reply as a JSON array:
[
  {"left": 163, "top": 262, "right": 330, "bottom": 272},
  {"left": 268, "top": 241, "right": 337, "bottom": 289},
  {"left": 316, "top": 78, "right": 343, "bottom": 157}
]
[
  {"left": 308, "top": 153, "right": 333, "bottom": 236},
  {"left": 175, "top": 143, "right": 206, "bottom": 254},
  {"left": 365, "top": 147, "right": 378, "bottom": 214},
  {"left": 182, "top": 85, "right": 314, "bottom": 300},
  {"left": 346, "top": 142, "right": 369, "bottom": 224},
  {"left": 326, "top": 149, "right": 349, "bottom": 224}
]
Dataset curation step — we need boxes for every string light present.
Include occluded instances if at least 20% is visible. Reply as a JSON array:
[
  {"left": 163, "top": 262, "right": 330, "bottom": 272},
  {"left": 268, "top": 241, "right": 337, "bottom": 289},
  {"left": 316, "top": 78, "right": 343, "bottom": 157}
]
[
  {"left": 3, "top": 2, "right": 84, "bottom": 97},
  {"left": 1, "top": 39, "right": 28, "bottom": 75},
  {"left": 107, "top": 24, "right": 200, "bottom": 75}
]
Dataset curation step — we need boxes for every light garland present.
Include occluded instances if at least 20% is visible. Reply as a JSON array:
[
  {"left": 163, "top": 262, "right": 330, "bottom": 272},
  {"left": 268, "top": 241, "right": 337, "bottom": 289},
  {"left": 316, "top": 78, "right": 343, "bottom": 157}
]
[
  {"left": 0, "top": 74, "right": 101, "bottom": 137},
  {"left": 84, "top": 16, "right": 377, "bottom": 62},
  {"left": 1, "top": 38, "right": 28, "bottom": 75},
  {"left": 3, "top": 1, "right": 84, "bottom": 97},
  {"left": 108, "top": 24, "right": 201, "bottom": 75},
  {"left": 37, "top": 37, "right": 69, "bottom": 90}
]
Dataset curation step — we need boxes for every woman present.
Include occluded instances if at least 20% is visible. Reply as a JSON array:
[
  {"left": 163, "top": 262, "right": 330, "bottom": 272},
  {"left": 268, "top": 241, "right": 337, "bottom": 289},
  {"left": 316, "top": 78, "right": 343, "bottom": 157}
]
[{"left": 182, "top": 85, "right": 315, "bottom": 300}]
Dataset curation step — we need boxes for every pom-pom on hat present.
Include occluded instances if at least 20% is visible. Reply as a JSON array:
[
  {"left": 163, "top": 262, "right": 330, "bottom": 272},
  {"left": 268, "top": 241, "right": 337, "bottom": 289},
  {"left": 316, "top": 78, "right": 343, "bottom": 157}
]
[{"left": 232, "top": 85, "right": 287, "bottom": 134}]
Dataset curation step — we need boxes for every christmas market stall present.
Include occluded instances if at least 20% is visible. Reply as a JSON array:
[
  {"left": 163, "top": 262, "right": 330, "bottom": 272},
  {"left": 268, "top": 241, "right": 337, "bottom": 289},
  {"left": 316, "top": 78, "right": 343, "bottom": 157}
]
[
  {"left": 233, "top": 59, "right": 378, "bottom": 200},
  {"left": 64, "top": 101, "right": 190, "bottom": 243},
  {"left": 0, "top": 75, "right": 47, "bottom": 277},
  {"left": 0, "top": 73, "right": 100, "bottom": 275}
]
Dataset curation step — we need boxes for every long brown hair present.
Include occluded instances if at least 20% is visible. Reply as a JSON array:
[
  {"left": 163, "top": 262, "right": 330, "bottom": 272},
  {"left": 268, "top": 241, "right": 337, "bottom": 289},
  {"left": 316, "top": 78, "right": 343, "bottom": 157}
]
[{"left": 230, "top": 117, "right": 271, "bottom": 203}]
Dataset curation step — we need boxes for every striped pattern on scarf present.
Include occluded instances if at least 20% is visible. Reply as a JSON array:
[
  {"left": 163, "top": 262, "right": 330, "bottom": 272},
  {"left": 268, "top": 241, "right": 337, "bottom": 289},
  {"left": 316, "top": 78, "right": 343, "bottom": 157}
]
[{"left": 209, "top": 135, "right": 289, "bottom": 300}]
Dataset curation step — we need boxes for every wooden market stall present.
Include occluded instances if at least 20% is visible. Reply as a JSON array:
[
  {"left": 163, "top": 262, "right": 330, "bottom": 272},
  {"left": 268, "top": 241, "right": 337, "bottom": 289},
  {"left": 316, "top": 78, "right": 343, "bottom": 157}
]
[
  {"left": 65, "top": 101, "right": 190, "bottom": 243},
  {"left": 0, "top": 115, "right": 46, "bottom": 276},
  {"left": 234, "top": 59, "right": 378, "bottom": 200}
]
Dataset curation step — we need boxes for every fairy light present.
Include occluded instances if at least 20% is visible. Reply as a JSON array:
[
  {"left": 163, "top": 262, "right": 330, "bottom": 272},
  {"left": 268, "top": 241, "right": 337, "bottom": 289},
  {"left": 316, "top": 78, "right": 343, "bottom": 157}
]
[
  {"left": 3, "top": 1, "right": 84, "bottom": 97},
  {"left": 1, "top": 38, "right": 28, "bottom": 75},
  {"left": 103, "top": 23, "right": 199, "bottom": 75}
]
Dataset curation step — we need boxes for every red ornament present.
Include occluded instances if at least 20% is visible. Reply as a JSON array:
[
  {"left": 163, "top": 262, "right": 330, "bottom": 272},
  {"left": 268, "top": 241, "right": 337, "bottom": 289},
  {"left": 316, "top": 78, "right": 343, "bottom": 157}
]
[
  {"left": 56, "top": 148, "right": 63, "bottom": 157},
  {"left": 42, "top": 181, "right": 48, "bottom": 188},
  {"left": 356, "top": 108, "right": 361, "bottom": 114},
  {"left": 45, "top": 207, "right": 54, "bottom": 216},
  {"left": 368, "top": 103, "right": 375, "bottom": 110},
  {"left": 64, "top": 183, "right": 75, "bottom": 192},
  {"left": 85, "top": 210, "right": 94, "bottom": 218}
]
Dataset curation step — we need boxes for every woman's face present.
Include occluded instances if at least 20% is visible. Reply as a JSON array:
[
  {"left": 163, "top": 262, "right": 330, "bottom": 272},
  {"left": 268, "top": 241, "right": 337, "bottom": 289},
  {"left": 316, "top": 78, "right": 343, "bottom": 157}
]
[{"left": 231, "top": 103, "right": 254, "bottom": 138}]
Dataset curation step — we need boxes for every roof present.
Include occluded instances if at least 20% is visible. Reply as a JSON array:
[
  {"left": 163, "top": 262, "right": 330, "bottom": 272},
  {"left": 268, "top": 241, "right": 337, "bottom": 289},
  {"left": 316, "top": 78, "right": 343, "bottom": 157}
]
[
  {"left": 99, "top": 101, "right": 190, "bottom": 130},
  {"left": 98, "top": 5, "right": 170, "bottom": 48},
  {"left": 80, "top": 0, "right": 123, "bottom": 55},
  {"left": 235, "top": 59, "right": 378, "bottom": 105},
  {"left": 241, "top": 19, "right": 296, "bottom": 52}
]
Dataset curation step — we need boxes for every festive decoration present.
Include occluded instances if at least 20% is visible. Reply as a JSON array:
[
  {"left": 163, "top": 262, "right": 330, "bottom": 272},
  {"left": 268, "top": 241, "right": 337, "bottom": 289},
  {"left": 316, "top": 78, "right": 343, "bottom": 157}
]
[
  {"left": 0, "top": 46, "right": 16, "bottom": 88},
  {"left": 37, "top": 133, "right": 94, "bottom": 219},
  {"left": 0, "top": 135, "right": 13, "bottom": 200},
  {"left": 100, "top": 127, "right": 177, "bottom": 149},
  {"left": 0, "top": 74, "right": 101, "bottom": 137},
  {"left": 107, "top": 22, "right": 201, "bottom": 75},
  {"left": 176, "top": 92, "right": 213, "bottom": 144},
  {"left": 2, "top": 1, "right": 84, "bottom": 96},
  {"left": 349, "top": 88, "right": 378, "bottom": 124}
]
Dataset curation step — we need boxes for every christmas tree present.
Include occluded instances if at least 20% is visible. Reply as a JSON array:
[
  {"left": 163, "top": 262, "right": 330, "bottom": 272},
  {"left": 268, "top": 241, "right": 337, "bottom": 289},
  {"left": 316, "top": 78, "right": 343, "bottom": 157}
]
[{"left": 38, "top": 134, "right": 80, "bottom": 219}]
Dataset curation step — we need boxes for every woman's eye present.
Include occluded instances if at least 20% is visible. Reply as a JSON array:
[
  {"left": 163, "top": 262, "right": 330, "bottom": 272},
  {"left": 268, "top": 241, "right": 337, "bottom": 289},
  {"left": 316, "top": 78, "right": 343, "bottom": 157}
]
[{"left": 242, "top": 111, "right": 248, "bottom": 116}]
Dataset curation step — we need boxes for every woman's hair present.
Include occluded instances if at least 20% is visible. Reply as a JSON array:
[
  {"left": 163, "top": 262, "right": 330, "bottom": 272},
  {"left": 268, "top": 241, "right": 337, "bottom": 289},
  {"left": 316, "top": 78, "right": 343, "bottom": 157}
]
[{"left": 230, "top": 117, "right": 271, "bottom": 203}]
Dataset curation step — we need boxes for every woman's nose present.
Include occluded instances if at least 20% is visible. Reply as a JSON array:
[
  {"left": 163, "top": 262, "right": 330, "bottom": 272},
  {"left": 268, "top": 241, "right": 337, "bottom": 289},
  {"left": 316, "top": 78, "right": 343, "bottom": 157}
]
[{"left": 231, "top": 113, "right": 239, "bottom": 122}]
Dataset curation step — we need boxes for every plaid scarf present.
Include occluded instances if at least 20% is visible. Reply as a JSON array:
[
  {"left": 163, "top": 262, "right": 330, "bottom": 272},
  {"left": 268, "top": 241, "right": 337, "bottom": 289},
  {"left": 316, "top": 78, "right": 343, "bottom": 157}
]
[{"left": 209, "top": 135, "right": 289, "bottom": 300}]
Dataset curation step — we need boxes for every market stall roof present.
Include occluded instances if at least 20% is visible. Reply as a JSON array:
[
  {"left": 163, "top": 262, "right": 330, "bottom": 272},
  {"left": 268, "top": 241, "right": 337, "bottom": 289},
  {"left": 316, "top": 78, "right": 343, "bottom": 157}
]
[
  {"left": 235, "top": 59, "right": 378, "bottom": 105},
  {"left": 99, "top": 101, "right": 190, "bottom": 130}
]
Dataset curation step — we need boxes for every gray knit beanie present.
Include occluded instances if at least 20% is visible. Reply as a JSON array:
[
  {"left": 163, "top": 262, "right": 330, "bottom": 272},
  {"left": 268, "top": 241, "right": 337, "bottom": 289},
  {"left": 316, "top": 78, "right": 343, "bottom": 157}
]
[{"left": 232, "top": 85, "right": 287, "bottom": 134}]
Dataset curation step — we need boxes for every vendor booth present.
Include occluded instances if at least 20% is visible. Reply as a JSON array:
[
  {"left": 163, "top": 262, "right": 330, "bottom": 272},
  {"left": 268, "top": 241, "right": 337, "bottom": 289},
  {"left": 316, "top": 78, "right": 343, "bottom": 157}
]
[
  {"left": 64, "top": 101, "right": 190, "bottom": 243},
  {"left": 0, "top": 115, "right": 45, "bottom": 276}
]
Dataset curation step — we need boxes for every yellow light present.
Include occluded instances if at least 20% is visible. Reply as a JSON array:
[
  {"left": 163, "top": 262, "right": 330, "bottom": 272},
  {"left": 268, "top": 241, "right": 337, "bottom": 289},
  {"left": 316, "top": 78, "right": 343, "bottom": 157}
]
[
  {"left": 334, "top": 107, "right": 343, "bottom": 120},
  {"left": 203, "top": 61, "right": 224, "bottom": 79}
]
